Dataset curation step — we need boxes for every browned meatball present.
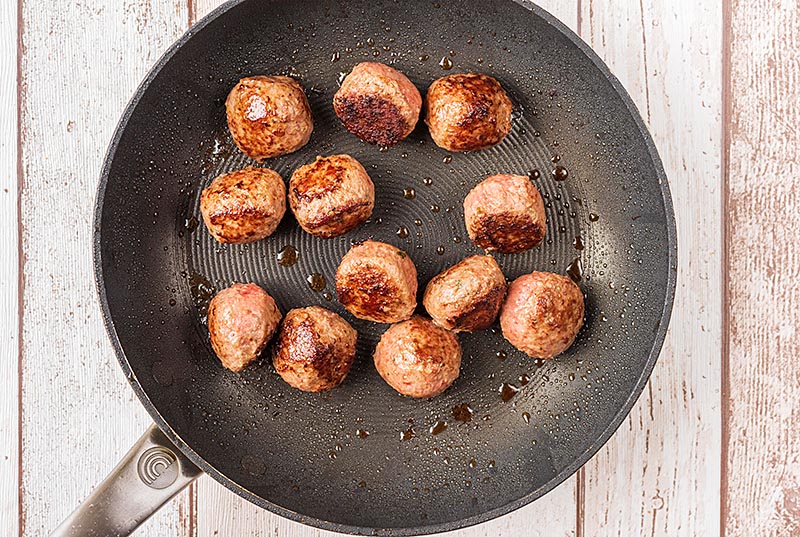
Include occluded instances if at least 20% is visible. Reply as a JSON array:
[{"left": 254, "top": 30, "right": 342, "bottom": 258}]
[
  {"left": 226, "top": 75, "right": 313, "bottom": 161},
  {"left": 333, "top": 62, "right": 422, "bottom": 146},
  {"left": 423, "top": 255, "right": 506, "bottom": 332},
  {"left": 335, "top": 240, "right": 417, "bottom": 323},
  {"left": 207, "top": 283, "right": 282, "bottom": 372},
  {"left": 463, "top": 174, "right": 546, "bottom": 254},
  {"left": 288, "top": 154, "right": 375, "bottom": 238},
  {"left": 500, "top": 272, "right": 584, "bottom": 359},
  {"left": 373, "top": 316, "right": 461, "bottom": 398},
  {"left": 272, "top": 306, "right": 358, "bottom": 392},
  {"left": 200, "top": 167, "right": 286, "bottom": 244},
  {"left": 424, "top": 73, "right": 512, "bottom": 152}
]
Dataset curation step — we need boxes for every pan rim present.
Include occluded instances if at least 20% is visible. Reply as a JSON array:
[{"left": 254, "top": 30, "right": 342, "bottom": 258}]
[{"left": 93, "top": 0, "right": 677, "bottom": 534}]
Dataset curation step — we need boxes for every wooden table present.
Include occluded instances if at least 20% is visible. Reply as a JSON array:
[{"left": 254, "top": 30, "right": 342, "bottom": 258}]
[{"left": 1, "top": 0, "right": 797, "bottom": 535}]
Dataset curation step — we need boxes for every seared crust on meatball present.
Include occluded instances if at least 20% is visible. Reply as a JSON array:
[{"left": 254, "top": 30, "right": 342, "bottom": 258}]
[
  {"left": 333, "top": 62, "right": 422, "bottom": 146},
  {"left": 374, "top": 316, "right": 461, "bottom": 398},
  {"left": 500, "top": 272, "right": 584, "bottom": 359},
  {"left": 207, "top": 283, "right": 282, "bottom": 372},
  {"left": 272, "top": 306, "right": 357, "bottom": 392},
  {"left": 335, "top": 240, "right": 418, "bottom": 323},
  {"left": 226, "top": 75, "right": 313, "bottom": 161},
  {"left": 289, "top": 154, "right": 375, "bottom": 238},
  {"left": 424, "top": 73, "right": 513, "bottom": 152},
  {"left": 423, "top": 255, "right": 506, "bottom": 332},
  {"left": 200, "top": 167, "right": 286, "bottom": 244},
  {"left": 464, "top": 174, "right": 546, "bottom": 254}
]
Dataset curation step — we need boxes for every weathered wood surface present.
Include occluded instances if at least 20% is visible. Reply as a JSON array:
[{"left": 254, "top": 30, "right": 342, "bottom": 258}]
[
  {"left": 0, "top": 0, "right": 19, "bottom": 534},
  {"left": 17, "top": 1, "right": 192, "bottom": 536},
  {"left": 7, "top": 0, "right": 798, "bottom": 535},
  {"left": 579, "top": 1, "right": 723, "bottom": 536},
  {"left": 724, "top": 0, "right": 800, "bottom": 535}
]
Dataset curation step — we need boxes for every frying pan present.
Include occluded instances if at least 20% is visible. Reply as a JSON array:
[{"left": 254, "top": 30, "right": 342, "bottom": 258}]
[{"left": 53, "top": 0, "right": 676, "bottom": 535}]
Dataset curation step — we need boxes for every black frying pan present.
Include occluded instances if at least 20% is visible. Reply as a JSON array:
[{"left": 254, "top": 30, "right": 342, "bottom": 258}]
[{"left": 54, "top": 0, "right": 676, "bottom": 535}]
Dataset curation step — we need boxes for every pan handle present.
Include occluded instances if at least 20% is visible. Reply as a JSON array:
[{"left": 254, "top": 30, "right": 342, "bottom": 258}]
[{"left": 51, "top": 424, "right": 202, "bottom": 537}]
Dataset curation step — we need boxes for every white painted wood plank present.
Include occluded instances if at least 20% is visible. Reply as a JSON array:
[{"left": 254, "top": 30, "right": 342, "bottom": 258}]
[
  {"left": 579, "top": 1, "right": 722, "bottom": 536},
  {"left": 0, "top": 0, "right": 19, "bottom": 535},
  {"left": 725, "top": 0, "right": 800, "bottom": 534},
  {"left": 18, "top": 1, "right": 193, "bottom": 535},
  {"left": 191, "top": 1, "right": 579, "bottom": 536}
]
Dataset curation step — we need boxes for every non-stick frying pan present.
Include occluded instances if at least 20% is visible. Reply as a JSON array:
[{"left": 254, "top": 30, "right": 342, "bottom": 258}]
[{"left": 53, "top": 0, "right": 676, "bottom": 535}]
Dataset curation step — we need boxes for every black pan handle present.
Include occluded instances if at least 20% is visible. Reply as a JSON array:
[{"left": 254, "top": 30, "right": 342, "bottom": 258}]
[{"left": 51, "top": 425, "right": 202, "bottom": 537}]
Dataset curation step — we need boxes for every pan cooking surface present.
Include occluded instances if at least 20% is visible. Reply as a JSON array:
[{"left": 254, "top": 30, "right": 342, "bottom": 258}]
[{"left": 95, "top": 0, "right": 675, "bottom": 533}]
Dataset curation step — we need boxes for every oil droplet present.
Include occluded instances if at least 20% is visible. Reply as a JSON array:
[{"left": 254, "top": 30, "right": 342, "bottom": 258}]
[
  {"left": 277, "top": 245, "right": 298, "bottom": 266},
  {"left": 452, "top": 403, "right": 473, "bottom": 423},
  {"left": 358, "top": 480, "right": 367, "bottom": 488},
  {"left": 414, "top": 219, "right": 423, "bottom": 227},
  {"left": 519, "top": 374, "right": 531, "bottom": 386},
  {"left": 366, "top": 37, "right": 375, "bottom": 47},
  {"left": 529, "top": 169, "right": 541, "bottom": 180},
  {"left": 567, "top": 257, "right": 583, "bottom": 283},
  {"left": 430, "top": 204, "right": 440, "bottom": 213},
  {"left": 329, "top": 451, "right": 337, "bottom": 460},
  {"left": 184, "top": 215, "right": 199, "bottom": 234},
  {"left": 337, "top": 71, "right": 347, "bottom": 86},
  {"left": 436, "top": 245, "right": 445, "bottom": 255},
  {"left": 439, "top": 56, "right": 453, "bottom": 70},
  {"left": 400, "top": 428, "right": 416, "bottom": 441},
  {"left": 534, "top": 358, "right": 545, "bottom": 368},
  {"left": 551, "top": 154, "right": 561, "bottom": 163},
  {"left": 488, "top": 460, "right": 496, "bottom": 469},
  {"left": 573, "top": 236, "right": 585, "bottom": 250},
  {"left": 423, "top": 177, "right": 433, "bottom": 186},
  {"left": 522, "top": 412, "right": 531, "bottom": 424},
  {"left": 168, "top": 298, "right": 177, "bottom": 307},
  {"left": 403, "top": 187, "right": 416, "bottom": 199},
  {"left": 496, "top": 350, "right": 507, "bottom": 361},
  {"left": 188, "top": 273, "right": 216, "bottom": 318},
  {"left": 442, "top": 155, "right": 453, "bottom": 164},
  {"left": 469, "top": 460, "right": 477, "bottom": 469},
  {"left": 397, "top": 226, "right": 409, "bottom": 238},
  {"left": 499, "top": 383, "right": 520, "bottom": 402},
  {"left": 322, "top": 291, "right": 333, "bottom": 301},
  {"left": 307, "top": 273, "right": 326, "bottom": 291},
  {"left": 356, "top": 429, "right": 370, "bottom": 439},
  {"left": 568, "top": 373, "right": 576, "bottom": 381},
  {"left": 378, "top": 145, "right": 389, "bottom": 153},
  {"left": 553, "top": 166, "right": 569, "bottom": 181},
  {"left": 589, "top": 213, "right": 600, "bottom": 222},
  {"left": 241, "top": 454, "right": 267, "bottom": 476},
  {"left": 331, "top": 51, "right": 340, "bottom": 63},
  {"left": 419, "top": 54, "right": 430, "bottom": 61},
  {"left": 452, "top": 236, "right": 462, "bottom": 244},
  {"left": 430, "top": 421, "right": 447, "bottom": 435}
]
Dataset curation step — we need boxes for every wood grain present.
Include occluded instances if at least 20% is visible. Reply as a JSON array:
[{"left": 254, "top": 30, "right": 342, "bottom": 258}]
[
  {"left": 724, "top": 0, "right": 800, "bottom": 534},
  {"left": 579, "top": 0, "right": 723, "bottom": 535},
  {"left": 0, "top": 0, "right": 19, "bottom": 534},
  {"left": 189, "top": 1, "right": 580, "bottom": 536},
  {"left": 17, "top": 1, "right": 193, "bottom": 535}
]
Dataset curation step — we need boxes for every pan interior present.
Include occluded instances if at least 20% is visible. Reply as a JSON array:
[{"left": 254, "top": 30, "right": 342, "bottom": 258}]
[{"left": 97, "top": 0, "right": 673, "bottom": 533}]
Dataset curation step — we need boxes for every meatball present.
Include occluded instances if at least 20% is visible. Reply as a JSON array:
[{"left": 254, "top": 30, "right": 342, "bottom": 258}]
[
  {"left": 226, "top": 75, "right": 313, "bottom": 161},
  {"left": 272, "top": 306, "right": 358, "bottom": 392},
  {"left": 200, "top": 167, "right": 286, "bottom": 244},
  {"left": 464, "top": 174, "right": 546, "bottom": 254},
  {"left": 423, "top": 255, "right": 506, "bottom": 332},
  {"left": 335, "top": 240, "right": 417, "bottom": 323},
  {"left": 374, "top": 316, "right": 461, "bottom": 398},
  {"left": 424, "top": 73, "right": 512, "bottom": 152},
  {"left": 288, "top": 154, "right": 375, "bottom": 238},
  {"left": 207, "top": 283, "right": 282, "bottom": 372},
  {"left": 333, "top": 62, "right": 422, "bottom": 146},
  {"left": 500, "top": 272, "right": 584, "bottom": 359}
]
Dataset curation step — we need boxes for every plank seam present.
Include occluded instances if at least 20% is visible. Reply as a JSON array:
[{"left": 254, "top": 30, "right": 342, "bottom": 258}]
[
  {"left": 16, "top": 0, "right": 26, "bottom": 534},
  {"left": 719, "top": 0, "right": 732, "bottom": 534},
  {"left": 576, "top": 468, "right": 585, "bottom": 537}
]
